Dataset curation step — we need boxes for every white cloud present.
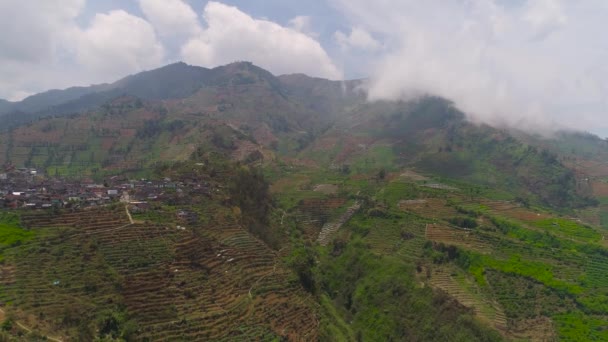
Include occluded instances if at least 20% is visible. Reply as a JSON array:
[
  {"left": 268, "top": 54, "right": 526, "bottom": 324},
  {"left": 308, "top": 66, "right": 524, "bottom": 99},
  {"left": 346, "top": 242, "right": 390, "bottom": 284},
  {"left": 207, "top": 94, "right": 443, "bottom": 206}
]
[
  {"left": 0, "top": 0, "right": 84, "bottom": 63},
  {"left": 334, "top": 0, "right": 608, "bottom": 135},
  {"left": 523, "top": 0, "right": 567, "bottom": 40},
  {"left": 7, "top": 90, "right": 34, "bottom": 103},
  {"left": 334, "top": 27, "right": 381, "bottom": 51},
  {"left": 74, "top": 10, "right": 165, "bottom": 81},
  {"left": 289, "top": 16, "right": 317, "bottom": 37},
  {"left": 0, "top": 0, "right": 86, "bottom": 100},
  {"left": 139, "top": 0, "right": 201, "bottom": 39},
  {"left": 181, "top": 2, "right": 342, "bottom": 79},
  {"left": 0, "top": 1, "right": 168, "bottom": 100}
]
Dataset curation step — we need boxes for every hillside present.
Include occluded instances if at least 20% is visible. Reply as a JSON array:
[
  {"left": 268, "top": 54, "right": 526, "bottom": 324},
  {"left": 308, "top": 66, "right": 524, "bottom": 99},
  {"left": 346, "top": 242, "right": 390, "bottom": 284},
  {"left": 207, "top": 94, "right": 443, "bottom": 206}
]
[
  {"left": 298, "top": 97, "right": 596, "bottom": 209},
  {"left": 0, "top": 99, "right": 12, "bottom": 114},
  {"left": 0, "top": 63, "right": 595, "bottom": 209},
  {"left": 0, "top": 62, "right": 362, "bottom": 179},
  {"left": 0, "top": 63, "right": 214, "bottom": 130},
  {"left": 0, "top": 159, "right": 319, "bottom": 340},
  {"left": 1, "top": 62, "right": 607, "bottom": 341}
]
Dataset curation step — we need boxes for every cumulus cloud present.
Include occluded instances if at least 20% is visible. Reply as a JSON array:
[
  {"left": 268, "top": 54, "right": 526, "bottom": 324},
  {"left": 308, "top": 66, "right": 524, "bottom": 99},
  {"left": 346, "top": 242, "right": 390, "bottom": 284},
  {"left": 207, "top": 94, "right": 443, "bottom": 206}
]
[
  {"left": 139, "top": 0, "right": 201, "bottom": 39},
  {"left": 289, "top": 16, "right": 318, "bottom": 37},
  {"left": 0, "top": 1, "right": 167, "bottom": 100},
  {"left": 0, "top": 0, "right": 84, "bottom": 63},
  {"left": 74, "top": 10, "right": 165, "bottom": 81},
  {"left": 0, "top": 1, "right": 341, "bottom": 100},
  {"left": 181, "top": 2, "right": 342, "bottom": 79},
  {"left": 334, "top": 27, "right": 381, "bottom": 51},
  {"left": 334, "top": 0, "right": 608, "bottom": 135},
  {"left": 523, "top": 0, "right": 568, "bottom": 40},
  {"left": 0, "top": 0, "right": 85, "bottom": 100}
]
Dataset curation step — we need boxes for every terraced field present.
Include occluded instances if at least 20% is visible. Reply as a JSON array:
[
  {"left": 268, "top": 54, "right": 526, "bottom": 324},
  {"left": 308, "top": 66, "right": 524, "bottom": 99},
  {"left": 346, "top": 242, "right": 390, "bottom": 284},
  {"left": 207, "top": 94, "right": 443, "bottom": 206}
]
[
  {"left": 2, "top": 163, "right": 608, "bottom": 341},
  {"left": 294, "top": 197, "right": 348, "bottom": 241},
  {"left": 1, "top": 206, "right": 318, "bottom": 340},
  {"left": 399, "top": 198, "right": 460, "bottom": 220},
  {"left": 365, "top": 219, "right": 426, "bottom": 259},
  {"left": 429, "top": 267, "right": 507, "bottom": 333},
  {"left": 340, "top": 173, "right": 608, "bottom": 341},
  {"left": 317, "top": 202, "right": 361, "bottom": 246},
  {"left": 425, "top": 223, "right": 492, "bottom": 254}
]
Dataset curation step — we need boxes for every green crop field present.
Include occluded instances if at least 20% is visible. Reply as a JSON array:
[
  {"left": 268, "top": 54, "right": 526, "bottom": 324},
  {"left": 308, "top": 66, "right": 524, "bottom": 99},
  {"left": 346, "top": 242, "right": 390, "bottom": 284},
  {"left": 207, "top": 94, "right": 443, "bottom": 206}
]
[{"left": 0, "top": 212, "right": 33, "bottom": 261}]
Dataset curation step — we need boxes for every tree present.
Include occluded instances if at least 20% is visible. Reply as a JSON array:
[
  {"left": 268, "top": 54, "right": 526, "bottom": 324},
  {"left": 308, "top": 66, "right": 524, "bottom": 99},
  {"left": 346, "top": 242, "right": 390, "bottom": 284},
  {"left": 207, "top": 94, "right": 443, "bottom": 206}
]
[
  {"left": 377, "top": 168, "right": 387, "bottom": 181},
  {"left": 287, "top": 244, "right": 317, "bottom": 293}
]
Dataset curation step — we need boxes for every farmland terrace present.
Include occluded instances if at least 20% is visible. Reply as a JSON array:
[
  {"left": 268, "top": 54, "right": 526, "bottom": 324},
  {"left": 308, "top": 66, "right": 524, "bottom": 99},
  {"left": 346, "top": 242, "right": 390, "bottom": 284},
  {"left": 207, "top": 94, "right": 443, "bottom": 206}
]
[{"left": 0, "top": 205, "right": 318, "bottom": 340}]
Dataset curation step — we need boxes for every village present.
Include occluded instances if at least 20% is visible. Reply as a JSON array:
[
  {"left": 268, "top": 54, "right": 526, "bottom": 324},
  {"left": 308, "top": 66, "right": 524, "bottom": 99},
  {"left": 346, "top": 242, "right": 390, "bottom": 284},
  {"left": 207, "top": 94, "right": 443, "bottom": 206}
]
[{"left": 0, "top": 164, "right": 216, "bottom": 211}]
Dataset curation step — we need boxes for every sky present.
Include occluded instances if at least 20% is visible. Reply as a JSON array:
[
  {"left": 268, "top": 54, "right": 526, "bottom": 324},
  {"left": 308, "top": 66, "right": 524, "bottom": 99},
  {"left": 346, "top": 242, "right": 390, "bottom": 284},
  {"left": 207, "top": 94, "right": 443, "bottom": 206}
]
[{"left": 1, "top": 0, "right": 607, "bottom": 138}]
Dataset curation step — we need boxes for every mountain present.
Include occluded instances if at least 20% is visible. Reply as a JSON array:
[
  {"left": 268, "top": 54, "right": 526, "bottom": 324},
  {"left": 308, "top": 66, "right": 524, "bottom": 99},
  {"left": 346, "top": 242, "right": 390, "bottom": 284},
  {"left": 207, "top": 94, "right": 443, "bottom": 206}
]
[
  {"left": 0, "top": 62, "right": 596, "bottom": 209},
  {"left": 0, "top": 62, "right": 366, "bottom": 192},
  {"left": 1, "top": 62, "right": 608, "bottom": 341},
  {"left": 0, "top": 62, "right": 214, "bottom": 130},
  {"left": 2, "top": 84, "right": 111, "bottom": 114},
  {"left": 0, "top": 99, "right": 12, "bottom": 113},
  {"left": 0, "top": 62, "right": 362, "bottom": 128}
]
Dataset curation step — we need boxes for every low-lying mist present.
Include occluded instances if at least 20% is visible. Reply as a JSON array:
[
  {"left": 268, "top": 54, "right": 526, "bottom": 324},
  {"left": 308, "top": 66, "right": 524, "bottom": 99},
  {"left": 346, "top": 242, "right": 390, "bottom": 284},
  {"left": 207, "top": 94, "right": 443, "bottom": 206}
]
[{"left": 335, "top": 0, "right": 608, "bottom": 137}]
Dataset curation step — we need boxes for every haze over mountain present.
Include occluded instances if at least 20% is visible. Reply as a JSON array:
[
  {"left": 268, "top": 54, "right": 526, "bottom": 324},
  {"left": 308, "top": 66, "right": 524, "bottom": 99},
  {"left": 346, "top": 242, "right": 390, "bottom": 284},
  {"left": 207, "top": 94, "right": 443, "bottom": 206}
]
[
  {"left": 2, "top": 0, "right": 608, "bottom": 137},
  {"left": 0, "top": 63, "right": 209, "bottom": 120}
]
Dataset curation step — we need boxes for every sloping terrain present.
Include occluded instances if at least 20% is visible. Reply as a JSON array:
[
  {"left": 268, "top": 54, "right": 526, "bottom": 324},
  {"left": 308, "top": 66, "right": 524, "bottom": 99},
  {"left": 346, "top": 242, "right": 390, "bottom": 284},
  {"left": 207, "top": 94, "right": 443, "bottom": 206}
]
[
  {"left": 0, "top": 63, "right": 212, "bottom": 129},
  {"left": 298, "top": 97, "right": 596, "bottom": 209},
  {"left": 1, "top": 62, "right": 607, "bottom": 341},
  {"left": 270, "top": 164, "right": 608, "bottom": 341},
  {"left": 0, "top": 160, "right": 319, "bottom": 341},
  {"left": 0, "top": 62, "right": 362, "bottom": 179},
  {"left": 0, "top": 63, "right": 593, "bottom": 211}
]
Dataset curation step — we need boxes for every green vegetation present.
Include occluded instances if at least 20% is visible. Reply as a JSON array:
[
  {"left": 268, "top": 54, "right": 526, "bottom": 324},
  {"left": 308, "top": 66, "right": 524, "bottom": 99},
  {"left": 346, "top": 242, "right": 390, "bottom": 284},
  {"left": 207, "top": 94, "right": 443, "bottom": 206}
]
[
  {"left": 555, "top": 312, "right": 608, "bottom": 341},
  {"left": 485, "top": 269, "right": 575, "bottom": 321},
  {"left": 2, "top": 62, "right": 608, "bottom": 341},
  {"left": 229, "top": 165, "right": 277, "bottom": 246},
  {"left": 0, "top": 212, "right": 33, "bottom": 261},
  {"left": 271, "top": 145, "right": 608, "bottom": 341},
  {"left": 532, "top": 218, "right": 601, "bottom": 242},
  {"left": 315, "top": 241, "right": 502, "bottom": 341},
  {"left": 449, "top": 216, "right": 478, "bottom": 229}
]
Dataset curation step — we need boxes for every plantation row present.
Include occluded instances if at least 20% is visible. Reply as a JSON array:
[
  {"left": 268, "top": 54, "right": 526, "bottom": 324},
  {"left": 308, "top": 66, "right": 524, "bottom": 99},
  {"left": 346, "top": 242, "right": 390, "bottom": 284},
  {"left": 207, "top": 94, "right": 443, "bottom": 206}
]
[
  {"left": 399, "top": 198, "right": 461, "bottom": 219},
  {"left": 429, "top": 268, "right": 507, "bottom": 332},
  {"left": 318, "top": 202, "right": 361, "bottom": 246},
  {"left": 21, "top": 207, "right": 130, "bottom": 230},
  {"left": 2, "top": 206, "right": 319, "bottom": 340},
  {"left": 425, "top": 224, "right": 491, "bottom": 254}
]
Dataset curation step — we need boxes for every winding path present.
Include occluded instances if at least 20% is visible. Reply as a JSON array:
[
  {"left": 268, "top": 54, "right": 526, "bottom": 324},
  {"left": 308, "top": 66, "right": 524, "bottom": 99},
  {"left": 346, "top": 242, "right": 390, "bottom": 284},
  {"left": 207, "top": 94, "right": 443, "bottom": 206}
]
[{"left": 0, "top": 307, "right": 64, "bottom": 342}]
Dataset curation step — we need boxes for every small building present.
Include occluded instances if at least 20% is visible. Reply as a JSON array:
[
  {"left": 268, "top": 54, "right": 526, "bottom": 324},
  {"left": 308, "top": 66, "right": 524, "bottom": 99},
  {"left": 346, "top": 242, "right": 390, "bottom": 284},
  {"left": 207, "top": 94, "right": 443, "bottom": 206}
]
[{"left": 129, "top": 201, "right": 150, "bottom": 212}]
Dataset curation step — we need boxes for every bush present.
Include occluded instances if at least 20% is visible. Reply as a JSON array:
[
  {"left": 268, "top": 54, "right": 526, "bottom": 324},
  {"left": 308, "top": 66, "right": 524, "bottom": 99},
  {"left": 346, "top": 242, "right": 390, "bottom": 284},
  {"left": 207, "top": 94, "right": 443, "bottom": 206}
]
[
  {"left": 449, "top": 216, "right": 478, "bottom": 229},
  {"left": 287, "top": 244, "right": 317, "bottom": 294},
  {"left": 367, "top": 207, "right": 388, "bottom": 218},
  {"left": 1, "top": 318, "right": 12, "bottom": 332}
]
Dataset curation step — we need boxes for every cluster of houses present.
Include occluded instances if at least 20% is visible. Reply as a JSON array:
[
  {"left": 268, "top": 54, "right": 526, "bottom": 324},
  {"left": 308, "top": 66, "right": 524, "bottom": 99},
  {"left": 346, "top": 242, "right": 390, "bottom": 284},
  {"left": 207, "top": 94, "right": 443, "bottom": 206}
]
[{"left": 0, "top": 166, "right": 217, "bottom": 210}]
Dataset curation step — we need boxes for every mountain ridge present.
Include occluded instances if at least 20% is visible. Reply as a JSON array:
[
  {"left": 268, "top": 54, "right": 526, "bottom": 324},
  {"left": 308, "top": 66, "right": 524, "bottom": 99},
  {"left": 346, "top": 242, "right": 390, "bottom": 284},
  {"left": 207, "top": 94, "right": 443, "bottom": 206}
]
[{"left": 0, "top": 62, "right": 365, "bottom": 132}]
